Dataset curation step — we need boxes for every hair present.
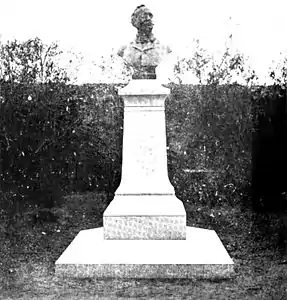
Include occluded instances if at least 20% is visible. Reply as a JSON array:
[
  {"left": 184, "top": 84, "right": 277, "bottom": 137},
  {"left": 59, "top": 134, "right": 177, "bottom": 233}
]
[
  {"left": 131, "top": 5, "right": 153, "bottom": 28},
  {"left": 135, "top": 4, "right": 145, "bottom": 10}
]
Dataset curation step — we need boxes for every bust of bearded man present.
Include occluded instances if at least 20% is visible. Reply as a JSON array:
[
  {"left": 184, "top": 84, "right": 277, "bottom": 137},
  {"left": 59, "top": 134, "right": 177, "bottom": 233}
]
[{"left": 117, "top": 5, "right": 172, "bottom": 80}]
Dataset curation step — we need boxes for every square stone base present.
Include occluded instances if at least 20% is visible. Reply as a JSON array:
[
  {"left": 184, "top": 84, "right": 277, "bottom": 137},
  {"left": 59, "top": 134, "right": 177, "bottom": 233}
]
[
  {"left": 55, "top": 227, "right": 234, "bottom": 279},
  {"left": 103, "top": 195, "right": 186, "bottom": 239}
]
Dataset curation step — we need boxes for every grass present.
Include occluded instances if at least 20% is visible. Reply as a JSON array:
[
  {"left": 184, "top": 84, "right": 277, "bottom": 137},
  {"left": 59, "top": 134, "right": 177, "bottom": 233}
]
[{"left": 0, "top": 191, "right": 287, "bottom": 299}]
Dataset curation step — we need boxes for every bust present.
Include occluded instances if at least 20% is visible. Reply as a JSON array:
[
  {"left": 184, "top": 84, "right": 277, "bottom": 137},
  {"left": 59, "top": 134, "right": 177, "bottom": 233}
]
[{"left": 117, "top": 5, "right": 172, "bottom": 79}]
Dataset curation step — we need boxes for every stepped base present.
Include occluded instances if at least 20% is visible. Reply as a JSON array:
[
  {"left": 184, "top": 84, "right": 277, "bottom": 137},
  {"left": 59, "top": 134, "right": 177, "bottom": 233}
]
[
  {"left": 55, "top": 227, "right": 234, "bottom": 279},
  {"left": 103, "top": 195, "right": 186, "bottom": 240}
]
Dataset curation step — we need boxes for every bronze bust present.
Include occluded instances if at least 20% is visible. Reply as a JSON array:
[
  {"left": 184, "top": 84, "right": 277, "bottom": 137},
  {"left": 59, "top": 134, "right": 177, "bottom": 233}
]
[{"left": 117, "top": 5, "right": 172, "bottom": 79}]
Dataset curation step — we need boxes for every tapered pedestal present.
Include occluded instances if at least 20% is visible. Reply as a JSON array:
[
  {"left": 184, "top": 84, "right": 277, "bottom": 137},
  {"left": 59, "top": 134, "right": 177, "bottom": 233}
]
[
  {"left": 55, "top": 79, "right": 234, "bottom": 279},
  {"left": 103, "top": 79, "right": 186, "bottom": 239}
]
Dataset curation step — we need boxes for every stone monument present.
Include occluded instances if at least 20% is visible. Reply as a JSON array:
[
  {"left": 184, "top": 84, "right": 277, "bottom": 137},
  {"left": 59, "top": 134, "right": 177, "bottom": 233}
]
[{"left": 55, "top": 5, "right": 234, "bottom": 279}]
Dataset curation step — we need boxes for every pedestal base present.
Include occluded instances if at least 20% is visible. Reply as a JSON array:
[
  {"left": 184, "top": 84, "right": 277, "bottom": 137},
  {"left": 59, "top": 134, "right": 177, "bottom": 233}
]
[
  {"left": 55, "top": 227, "right": 234, "bottom": 279},
  {"left": 103, "top": 195, "right": 186, "bottom": 239}
]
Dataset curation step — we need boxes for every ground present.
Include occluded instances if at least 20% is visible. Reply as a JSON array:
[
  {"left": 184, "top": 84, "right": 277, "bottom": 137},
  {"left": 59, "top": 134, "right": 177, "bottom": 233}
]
[{"left": 0, "top": 192, "right": 286, "bottom": 299}]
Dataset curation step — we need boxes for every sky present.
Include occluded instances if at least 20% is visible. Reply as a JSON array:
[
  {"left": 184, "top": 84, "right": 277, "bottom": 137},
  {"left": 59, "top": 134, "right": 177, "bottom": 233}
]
[{"left": 1, "top": 0, "right": 287, "bottom": 84}]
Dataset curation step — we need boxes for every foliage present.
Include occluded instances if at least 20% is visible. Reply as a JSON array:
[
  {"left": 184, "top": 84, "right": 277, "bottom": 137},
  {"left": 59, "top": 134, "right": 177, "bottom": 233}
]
[
  {"left": 0, "top": 82, "right": 76, "bottom": 209},
  {"left": 173, "top": 38, "right": 258, "bottom": 86},
  {"left": 68, "top": 83, "right": 124, "bottom": 193},
  {"left": 165, "top": 38, "right": 256, "bottom": 207},
  {"left": 0, "top": 79, "right": 125, "bottom": 212},
  {"left": 165, "top": 83, "right": 253, "bottom": 207},
  {"left": 0, "top": 37, "right": 79, "bottom": 214},
  {"left": 248, "top": 52, "right": 287, "bottom": 212},
  {"left": 0, "top": 37, "right": 82, "bottom": 212},
  {"left": 269, "top": 54, "right": 287, "bottom": 87},
  {"left": 0, "top": 37, "right": 73, "bottom": 84},
  {"left": 250, "top": 84, "right": 287, "bottom": 212},
  {"left": 169, "top": 38, "right": 287, "bottom": 211},
  {"left": 93, "top": 53, "right": 133, "bottom": 83}
]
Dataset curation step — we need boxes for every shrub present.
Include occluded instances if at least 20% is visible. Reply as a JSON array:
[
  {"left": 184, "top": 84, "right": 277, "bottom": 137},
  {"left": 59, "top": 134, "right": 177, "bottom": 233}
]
[{"left": 166, "top": 83, "right": 253, "bottom": 206}]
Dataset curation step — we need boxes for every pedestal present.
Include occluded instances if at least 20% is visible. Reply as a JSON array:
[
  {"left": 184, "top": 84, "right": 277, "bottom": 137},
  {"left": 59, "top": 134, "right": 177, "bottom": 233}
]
[
  {"left": 103, "top": 195, "right": 186, "bottom": 240},
  {"left": 55, "top": 79, "right": 234, "bottom": 279},
  {"left": 104, "top": 80, "right": 186, "bottom": 240}
]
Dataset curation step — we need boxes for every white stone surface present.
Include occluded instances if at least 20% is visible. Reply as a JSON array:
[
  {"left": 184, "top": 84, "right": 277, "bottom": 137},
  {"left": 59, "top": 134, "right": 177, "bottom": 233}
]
[
  {"left": 116, "top": 80, "right": 173, "bottom": 195},
  {"left": 104, "top": 195, "right": 185, "bottom": 216},
  {"left": 103, "top": 79, "right": 186, "bottom": 239},
  {"left": 103, "top": 195, "right": 186, "bottom": 239},
  {"left": 118, "top": 79, "right": 170, "bottom": 96},
  {"left": 55, "top": 226, "right": 234, "bottom": 279},
  {"left": 103, "top": 216, "right": 186, "bottom": 240}
]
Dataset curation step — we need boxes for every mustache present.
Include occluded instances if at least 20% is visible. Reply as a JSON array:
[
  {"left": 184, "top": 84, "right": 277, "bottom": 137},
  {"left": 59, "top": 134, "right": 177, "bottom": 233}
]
[{"left": 141, "top": 21, "right": 153, "bottom": 26}]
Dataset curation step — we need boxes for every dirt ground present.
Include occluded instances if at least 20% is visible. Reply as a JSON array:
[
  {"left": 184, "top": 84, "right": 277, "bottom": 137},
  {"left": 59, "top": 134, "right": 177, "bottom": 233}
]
[{"left": 1, "top": 192, "right": 287, "bottom": 299}]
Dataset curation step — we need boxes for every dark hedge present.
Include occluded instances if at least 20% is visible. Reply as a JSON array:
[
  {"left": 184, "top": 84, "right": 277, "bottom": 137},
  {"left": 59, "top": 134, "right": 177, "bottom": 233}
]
[
  {"left": 0, "top": 81, "right": 285, "bottom": 213},
  {"left": 166, "top": 83, "right": 253, "bottom": 207},
  {"left": 0, "top": 81, "right": 124, "bottom": 213},
  {"left": 250, "top": 85, "right": 287, "bottom": 212}
]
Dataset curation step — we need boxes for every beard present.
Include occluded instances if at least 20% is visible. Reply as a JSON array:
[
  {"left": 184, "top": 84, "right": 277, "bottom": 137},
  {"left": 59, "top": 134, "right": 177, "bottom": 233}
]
[
  {"left": 138, "top": 23, "right": 153, "bottom": 38},
  {"left": 141, "top": 21, "right": 153, "bottom": 32}
]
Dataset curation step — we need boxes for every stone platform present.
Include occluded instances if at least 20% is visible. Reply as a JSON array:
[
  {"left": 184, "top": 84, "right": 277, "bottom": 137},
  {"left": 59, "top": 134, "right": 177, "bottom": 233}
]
[
  {"left": 55, "top": 226, "right": 234, "bottom": 279},
  {"left": 103, "top": 195, "right": 186, "bottom": 240}
]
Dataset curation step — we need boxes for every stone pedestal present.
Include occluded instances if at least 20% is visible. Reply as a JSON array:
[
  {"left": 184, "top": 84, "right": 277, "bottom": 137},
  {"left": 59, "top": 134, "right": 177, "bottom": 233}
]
[
  {"left": 103, "top": 80, "right": 186, "bottom": 240},
  {"left": 55, "top": 79, "right": 234, "bottom": 279},
  {"left": 103, "top": 195, "right": 186, "bottom": 240}
]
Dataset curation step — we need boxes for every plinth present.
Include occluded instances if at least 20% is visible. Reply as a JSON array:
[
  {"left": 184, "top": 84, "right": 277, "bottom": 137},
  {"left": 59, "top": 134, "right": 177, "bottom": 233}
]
[{"left": 55, "top": 79, "right": 234, "bottom": 279}]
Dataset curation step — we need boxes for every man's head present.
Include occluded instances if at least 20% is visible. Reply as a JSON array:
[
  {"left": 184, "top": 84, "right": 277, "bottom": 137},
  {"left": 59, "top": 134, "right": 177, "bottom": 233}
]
[{"left": 131, "top": 5, "right": 153, "bottom": 34}]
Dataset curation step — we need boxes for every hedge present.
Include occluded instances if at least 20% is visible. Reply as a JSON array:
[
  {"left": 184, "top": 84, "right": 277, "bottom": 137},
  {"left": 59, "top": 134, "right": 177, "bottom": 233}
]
[{"left": 0, "top": 80, "right": 285, "bottom": 212}]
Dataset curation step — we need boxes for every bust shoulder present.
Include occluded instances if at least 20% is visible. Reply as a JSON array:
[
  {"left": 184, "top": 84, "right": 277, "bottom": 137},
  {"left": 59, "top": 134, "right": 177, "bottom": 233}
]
[
  {"left": 117, "top": 41, "right": 139, "bottom": 57},
  {"left": 117, "top": 45, "right": 128, "bottom": 57}
]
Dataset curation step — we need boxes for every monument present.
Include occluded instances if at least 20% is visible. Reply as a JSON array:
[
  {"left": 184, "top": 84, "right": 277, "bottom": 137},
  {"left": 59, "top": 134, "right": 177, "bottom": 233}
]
[{"left": 55, "top": 5, "right": 234, "bottom": 279}]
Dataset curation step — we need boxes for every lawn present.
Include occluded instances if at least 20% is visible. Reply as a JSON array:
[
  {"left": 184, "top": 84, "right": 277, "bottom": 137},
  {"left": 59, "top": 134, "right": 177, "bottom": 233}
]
[{"left": 0, "top": 191, "right": 286, "bottom": 299}]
